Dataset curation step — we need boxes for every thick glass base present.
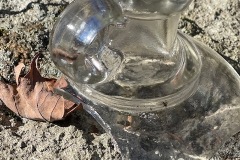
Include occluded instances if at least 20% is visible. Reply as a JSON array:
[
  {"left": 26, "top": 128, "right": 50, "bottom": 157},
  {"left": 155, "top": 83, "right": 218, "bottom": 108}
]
[{"left": 68, "top": 33, "right": 240, "bottom": 159}]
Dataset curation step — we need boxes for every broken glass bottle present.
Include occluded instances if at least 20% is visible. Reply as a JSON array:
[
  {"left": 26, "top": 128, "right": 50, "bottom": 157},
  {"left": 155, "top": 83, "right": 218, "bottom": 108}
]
[{"left": 50, "top": 0, "right": 240, "bottom": 159}]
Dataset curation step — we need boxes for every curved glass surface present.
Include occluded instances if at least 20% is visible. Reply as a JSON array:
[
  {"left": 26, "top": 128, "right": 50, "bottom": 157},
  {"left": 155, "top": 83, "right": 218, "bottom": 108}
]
[{"left": 50, "top": 0, "right": 240, "bottom": 159}]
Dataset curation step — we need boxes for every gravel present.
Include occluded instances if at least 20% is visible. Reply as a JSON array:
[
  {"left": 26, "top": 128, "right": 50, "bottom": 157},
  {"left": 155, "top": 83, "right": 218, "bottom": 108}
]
[{"left": 0, "top": 0, "right": 239, "bottom": 159}]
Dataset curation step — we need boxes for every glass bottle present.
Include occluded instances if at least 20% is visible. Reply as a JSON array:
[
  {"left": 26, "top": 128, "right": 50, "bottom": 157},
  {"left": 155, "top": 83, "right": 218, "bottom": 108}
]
[{"left": 50, "top": 0, "right": 240, "bottom": 159}]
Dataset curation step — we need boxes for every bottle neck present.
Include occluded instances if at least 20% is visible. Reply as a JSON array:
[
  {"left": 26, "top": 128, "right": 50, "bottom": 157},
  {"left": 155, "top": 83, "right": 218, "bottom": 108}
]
[
  {"left": 139, "top": 14, "right": 180, "bottom": 53},
  {"left": 106, "top": 13, "right": 183, "bottom": 87},
  {"left": 110, "top": 13, "right": 181, "bottom": 55},
  {"left": 115, "top": 0, "right": 192, "bottom": 17}
]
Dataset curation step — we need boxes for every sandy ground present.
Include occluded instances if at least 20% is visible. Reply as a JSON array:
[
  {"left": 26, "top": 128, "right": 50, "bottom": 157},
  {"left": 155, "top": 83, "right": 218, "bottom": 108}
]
[{"left": 0, "top": 0, "right": 240, "bottom": 159}]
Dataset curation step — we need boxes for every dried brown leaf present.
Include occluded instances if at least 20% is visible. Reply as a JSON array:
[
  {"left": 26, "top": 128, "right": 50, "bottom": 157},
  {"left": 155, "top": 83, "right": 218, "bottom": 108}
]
[
  {"left": 14, "top": 62, "right": 25, "bottom": 85},
  {"left": 0, "top": 53, "right": 82, "bottom": 122},
  {"left": 0, "top": 81, "right": 19, "bottom": 115}
]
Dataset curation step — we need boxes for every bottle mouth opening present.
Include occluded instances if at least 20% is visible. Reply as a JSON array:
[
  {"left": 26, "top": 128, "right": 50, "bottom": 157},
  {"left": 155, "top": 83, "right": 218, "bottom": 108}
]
[
  {"left": 68, "top": 33, "right": 202, "bottom": 113},
  {"left": 71, "top": 76, "right": 200, "bottom": 113}
]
